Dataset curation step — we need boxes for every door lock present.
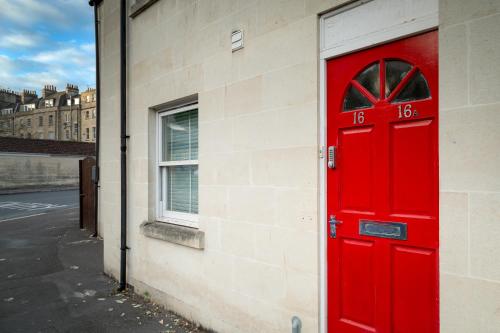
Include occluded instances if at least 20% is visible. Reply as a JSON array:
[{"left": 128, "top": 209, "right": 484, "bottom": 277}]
[
  {"left": 329, "top": 215, "right": 342, "bottom": 238},
  {"left": 327, "top": 146, "right": 336, "bottom": 169}
]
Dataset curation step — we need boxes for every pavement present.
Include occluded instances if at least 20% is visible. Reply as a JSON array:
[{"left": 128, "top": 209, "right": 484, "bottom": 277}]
[{"left": 0, "top": 191, "right": 208, "bottom": 333}]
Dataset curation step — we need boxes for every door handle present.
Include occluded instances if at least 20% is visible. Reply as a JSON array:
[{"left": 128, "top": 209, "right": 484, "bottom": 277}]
[{"left": 329, "top": 215, "right": 342, "bottom": 238}]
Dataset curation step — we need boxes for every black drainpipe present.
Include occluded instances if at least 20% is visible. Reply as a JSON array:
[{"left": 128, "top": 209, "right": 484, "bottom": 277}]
[
  {"left": 89, "top": 0, "right": 102, "bottom": 237},
  {"left": 118, "top": 0, "right": 128, "bottom": 291}
]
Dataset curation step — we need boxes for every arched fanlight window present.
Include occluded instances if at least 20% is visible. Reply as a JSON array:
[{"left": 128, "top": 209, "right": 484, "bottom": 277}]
[{"left": 343, "top": 59, "right": 430, "bottom": 112}]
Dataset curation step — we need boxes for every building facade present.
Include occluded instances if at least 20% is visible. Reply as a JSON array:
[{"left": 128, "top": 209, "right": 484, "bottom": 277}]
[
  {"left": 80, "top": 88, "right": 97, "bottom": 142},
  {"left": 96, "top": 0, "right": 500, "bottom": 332},
  {"left": 0, "top": 85, "right": 96, "bottom": 142}
]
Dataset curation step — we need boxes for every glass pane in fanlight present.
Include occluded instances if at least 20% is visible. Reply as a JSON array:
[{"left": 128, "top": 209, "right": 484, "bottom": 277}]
[
  {"left": 355, "top": 62, "right": 380, "bottom": 98},
  {"left": 385, "top": 60, "right": 413, "bottom": 97},
  {"left": 343, "top": 85, "right": 372, "bottom": 111},
  {"left": 393, "top": 70, "right": 431, "bottom": 102}
]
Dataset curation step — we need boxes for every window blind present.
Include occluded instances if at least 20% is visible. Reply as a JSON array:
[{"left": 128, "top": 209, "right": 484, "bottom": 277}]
[
  {"left": 162, "top": 109, "right": 198, "bottom": 161},
  {"left": 160, "top": 109, "right": 198, "bottom": 215}
]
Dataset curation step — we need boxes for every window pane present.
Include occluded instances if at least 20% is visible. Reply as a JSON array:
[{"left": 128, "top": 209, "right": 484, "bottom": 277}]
[
  {"left": 385, "top": 60, "right": 413, "bottom": 97},
  {"left": 355, "top": 62, "right": 379, "bottom": 98},
  {"left": 190, "top": 166, "right": 198, "bottom": 214},
  {"left": 190, "top": 112, "right": 198, "bottom": 160},
  {"left": 343, "top": 85, "right": 372, "bottom": 111},
  {"left": 166, "top": 165, "right": 198, "bottom": 214},
  {"left": 393, "top": 70, "right": 430, "bottom": 102},
  {"left": 162, "top": 109, "right": 198, "bottom": 161}
]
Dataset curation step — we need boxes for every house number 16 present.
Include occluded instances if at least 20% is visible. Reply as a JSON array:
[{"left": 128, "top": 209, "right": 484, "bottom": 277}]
[
  {"left": 353, "top": 111, "right": 365, "bottom": 124},
  {"left": 398, "top": 104, "right": 418, "bottom": 119}
]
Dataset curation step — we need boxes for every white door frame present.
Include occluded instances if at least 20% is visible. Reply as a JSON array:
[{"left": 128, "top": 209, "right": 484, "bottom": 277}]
[{"left": 318, "top": 1, "right": 438, "bottom": 332}]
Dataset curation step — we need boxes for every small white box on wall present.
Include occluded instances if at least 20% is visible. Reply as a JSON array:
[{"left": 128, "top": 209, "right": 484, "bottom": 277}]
[{"left": 231, "top": 30, "right": 243, "bottom": 52}]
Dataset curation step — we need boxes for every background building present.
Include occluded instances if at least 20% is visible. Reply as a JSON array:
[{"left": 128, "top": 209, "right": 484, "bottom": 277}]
[
  {"left": 80, "top": 88, "right": 97, "bottom": 142},
  {"left": 0, "top": 85, "right": 96, "bottom": 142}
]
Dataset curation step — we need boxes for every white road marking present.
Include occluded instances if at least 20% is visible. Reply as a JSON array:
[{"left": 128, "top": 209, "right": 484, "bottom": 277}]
[
  {"left": 0, "top": 201, "right": 68, "bottom": 211},
  {"left": 0, "top": 212, "right": 47, "bottom": 223}
]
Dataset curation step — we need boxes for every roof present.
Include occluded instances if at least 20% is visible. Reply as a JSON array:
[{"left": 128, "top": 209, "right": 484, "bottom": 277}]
[
  {"left": 0, "top": 137, "right": 95, "bottom": 156},
  {"left": 37, "top": 92, "right": 68, "bottom": 108}
]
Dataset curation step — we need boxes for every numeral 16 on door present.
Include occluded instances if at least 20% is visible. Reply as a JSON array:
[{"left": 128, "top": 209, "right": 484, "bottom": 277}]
[
  {"left": 353, "top": 111, "right": 365, "bottom": 124},
  {"left": 398, "top": 104, "right": 418, "bottom": 119}
]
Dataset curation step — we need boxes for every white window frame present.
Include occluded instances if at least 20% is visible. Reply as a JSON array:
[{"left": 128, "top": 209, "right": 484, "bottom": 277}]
[{"left": 156, "top": 103, "right": 199, "bottom": 228}]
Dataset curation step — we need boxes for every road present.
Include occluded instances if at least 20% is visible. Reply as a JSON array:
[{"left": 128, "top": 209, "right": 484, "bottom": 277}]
[
  {"left": 0, "top": 191, "right": 206, "bottom": 333},
  {"left": 0, "top": 190, "right": 79, "bottom": 222}
]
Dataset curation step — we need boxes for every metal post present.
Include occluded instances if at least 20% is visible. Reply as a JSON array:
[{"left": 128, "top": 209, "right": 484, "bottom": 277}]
[{"left": 292, "top": 316, "right": 302, "bottom": 333}]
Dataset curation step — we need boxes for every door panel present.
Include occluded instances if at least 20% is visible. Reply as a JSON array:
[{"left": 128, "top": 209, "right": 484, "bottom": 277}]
[
  {"left": 391, "top": 246, "right": 437, "bottom": 333},
  {"left": 339, "top": 239, "right": 376, "bottom": 328},
  {"left": 327, "top": 31, "right": 439, "bottom": 333},
  {"left": 389, "top": 119, "right": 434, "bottom": 216},
  {"left": 339, "top": 127, "right": 375, "bottom": 212}
]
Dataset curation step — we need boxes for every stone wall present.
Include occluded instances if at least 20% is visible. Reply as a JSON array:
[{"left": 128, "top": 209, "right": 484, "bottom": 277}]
[
  {"left": 97, "top": 0, "right": 500, "bottom": 332},
  {"left": 439, "top": 0, "right": 500, "bottom": 331},
  {"left": 0, "top": 153, "right": 82, "bottom": 190},
  {"left": 98, "top": 1, "right": 341, "bottom": 332}
]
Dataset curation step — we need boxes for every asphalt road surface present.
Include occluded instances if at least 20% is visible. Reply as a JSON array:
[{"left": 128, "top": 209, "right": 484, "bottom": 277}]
[
  {"left": 0, "top": 190, "right": 79, "bottom": 222},
  {"left": 0, "top": 191, "right": 207, "bottom": 333}
]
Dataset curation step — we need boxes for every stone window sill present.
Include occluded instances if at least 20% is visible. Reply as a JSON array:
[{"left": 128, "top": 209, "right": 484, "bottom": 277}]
[
  {"left": 130, "top": 0, "right": 159, "bottom": 18},
  {"left": 140, "top": 221, "right": 205, "bottom": 250}
]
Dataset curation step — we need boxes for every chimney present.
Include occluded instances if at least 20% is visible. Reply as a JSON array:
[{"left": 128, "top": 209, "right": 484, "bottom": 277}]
[
  {"left": 21, "top": 89, "right": 38, "bottom": 104},
  {"left": 65, "top": 83, "right": 79, "bottom": 96},
  {"left": 42, "top": 85, "right": 57, "bottom": 98},
  {"left": 0, "top": 88, "right": 20, "bottom": 105}
]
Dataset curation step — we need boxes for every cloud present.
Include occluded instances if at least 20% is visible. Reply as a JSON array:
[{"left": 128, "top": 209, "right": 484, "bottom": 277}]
[
  {"left": 0, "top": 1, "right": 95, "bottom": 93},
  {"left": 23, "top": 43, "right": 95, "bottom": 67},
  {"left": 0, "top": 0, "right": 65, "bottom": 27},
  {"left": 0, "top": 43, "right": 96, "bottom": 93},
  {"left": 0, "top": 32, "right": 39, "bottom": 48},
  {"left": 80, "top": 43, "right": 95, "bottom": 53}
]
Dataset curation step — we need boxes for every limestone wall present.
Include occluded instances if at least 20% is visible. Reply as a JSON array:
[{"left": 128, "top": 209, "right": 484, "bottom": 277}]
[
  {"left": 0, "top": 153, "right": 82, "bottom": 190},
  {"left": 439, "top": 0, "right": 500, "bottom": 331},
  {"left": 97, "top": 0, "right": 500, "bottom": 332},
  {"left": 97, "top": 1, "right": 344, "bottom": 332}
]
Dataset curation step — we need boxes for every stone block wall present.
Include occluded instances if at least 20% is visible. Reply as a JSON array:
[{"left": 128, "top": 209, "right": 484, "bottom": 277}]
[
  {"left": 97, "top": 1, "right": 351, "bottom": 332},
  {"left": 97, "top": 0, "right": 500, "bottom": 332},
  {"left": 439, "top": 0, "right": 500, "bottom": 331},
  {"left": 0, "top": 153, "right": 82, "bottom": 190}
]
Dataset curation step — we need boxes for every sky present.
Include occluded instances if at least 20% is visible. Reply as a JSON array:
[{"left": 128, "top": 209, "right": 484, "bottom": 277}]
[{"left": 0, "top": 0, "right": 95, "bottom": 95}]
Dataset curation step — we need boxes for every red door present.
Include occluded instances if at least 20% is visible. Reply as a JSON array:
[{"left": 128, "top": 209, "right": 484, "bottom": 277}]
[{"left": 327, "top": 31, "right": 439, "bottom": 333}]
